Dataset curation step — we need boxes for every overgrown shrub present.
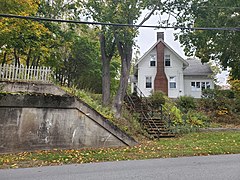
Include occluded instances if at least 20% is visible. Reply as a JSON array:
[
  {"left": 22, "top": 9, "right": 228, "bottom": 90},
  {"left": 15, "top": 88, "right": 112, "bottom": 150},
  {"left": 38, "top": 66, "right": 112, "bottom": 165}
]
[
  {"left": 169, "top": 110, "right": 210, "bottom": 134},
  {"left": 202, "top": 89, "right": 235, "bottom": 99},
  {"left": 176, "top": 96, "right": 196, "bottom": 113},
  {"left": 163, "top": 97, "right": 183, "bottom": 125},
  {"left": 235, "top": 95, "right": 240, "bottom": 115},
  {"left": 184, "top": 110, "right": 210, "bottom": 127},
  {"left": 151, "top": 94, "right": 209, "bottom": 133},
  {"left": 200, "top": 88, "right": 240, "bottom": 124},
  {"left": 148, "top": 91, "right": 165, "bottom": 109},
  {"left": 230, "top": 79, "right": 240, "bottom": 91},
  {"left": 201, "top": 89, "right": 235, "bottom": 112},
  {"left": 230, "top": 80, "right": 240, "bottom": 115}
]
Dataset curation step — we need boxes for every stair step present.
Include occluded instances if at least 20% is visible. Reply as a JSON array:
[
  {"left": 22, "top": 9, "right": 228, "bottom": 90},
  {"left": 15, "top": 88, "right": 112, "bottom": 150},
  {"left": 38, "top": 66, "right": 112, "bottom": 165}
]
[
  {"left": 144, "top": 121, "right": 165, "bottom": 124},
  {"left": 145, "top": 125, "right": 169, "bottom": 128},
  {"left": 149, "top": 132, "right": 175, "bottom": 136},
  {"left": 143, "top": 121, "right": 165, "bottom": 123},
  {"left": 149, "top": 119, "right": 165, "bottom": 121},
  {"left": 147, "top": 130, "right": 172, "bottom": 134},
  {"left": 145, "top": 127, "right": 167, "bottom": 130},
  {"left": 147, "top": 127, "right": 168, "bottom": 131},
  {"left": 145, "top": 127, "right": 167, "bottom": 129},
  {"left": 147, "top": 130, "right": 174, "bottom": 134},
  {"left": 143, "top": 120, "right": 165, "bottom": 123},
  {"left": 145, "top": 118, "right": 166, "bottom": 121},
  {"left": 153, "top": 134, "right": 175, "bottom": 138},
  {"left": 144, "top": 124, "right": 166, "bottom": 127},
  {"left": 143, "top": 123, "right": 168, "bottom": 127},
  {"left": 147, "top": 129, "right": 171, "bottom": 133},
  {"left": 147, "top": 129, "right": 172, "bottom": 132},
  {"left": 124, "top": 93, "right": 176, "bottom": 139}
]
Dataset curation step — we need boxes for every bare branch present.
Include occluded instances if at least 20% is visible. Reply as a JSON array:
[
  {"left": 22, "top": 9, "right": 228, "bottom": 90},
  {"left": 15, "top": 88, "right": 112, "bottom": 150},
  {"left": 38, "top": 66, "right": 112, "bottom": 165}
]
[{"left": 138, "top": 5, "right": 157, "bottom": 28}]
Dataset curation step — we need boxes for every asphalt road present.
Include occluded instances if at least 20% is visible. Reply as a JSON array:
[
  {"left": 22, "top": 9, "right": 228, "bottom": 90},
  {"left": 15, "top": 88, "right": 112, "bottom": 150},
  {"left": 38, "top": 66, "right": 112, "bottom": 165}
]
[{"left": 1, "top": 154, "right": 240, "bottom": 180}]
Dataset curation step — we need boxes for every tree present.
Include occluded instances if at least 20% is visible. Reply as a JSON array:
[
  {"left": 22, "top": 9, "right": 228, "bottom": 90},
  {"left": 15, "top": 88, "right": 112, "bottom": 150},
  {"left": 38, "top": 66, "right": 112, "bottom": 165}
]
[
  {"left": 174, "top": 0, "right": 240, "bottom": 79},
  {"left": 54, "top": 32, "right": 102, "bottom": 92},
  {"left": 82, "top": 1, "right": 159, "bottom": 107},
  {"left": 0, "top": 0, "right": 39, "bottom": 14},
  {"left": 81, "top": 0, "right": 192, "bottom": 117},
  {"left": 0, "top": 0, "right": 53, "bottom": 66},
  {"left": 37, "top": 0, "right": 104, "bottom": 92},
  {"left": 1, "top": 0, "right": 104, "bottom": 92},
  {"left": 81, "top": 1, "right": 117, "bottom": 106},
  {"left": 81, "top": 0, "right": 161, "bottom": 116}
]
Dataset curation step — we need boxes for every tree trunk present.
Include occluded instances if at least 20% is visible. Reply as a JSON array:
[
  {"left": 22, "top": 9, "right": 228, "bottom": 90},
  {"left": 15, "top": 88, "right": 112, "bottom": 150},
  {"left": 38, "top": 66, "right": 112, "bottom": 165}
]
[
  {"left": 100, "top": 33, "right": 111, "bottom": 106},
  {"left": 113, "top": 41, "right": 132, "bottom": 118},
  {"left": 26, "top": 48, "right": 32, "bottom": 67},
  {"left": 13, "top": 48, "right": 20, "bottom": 66},
  {"left": 36, "top": 56, "right": 40, "bottom": 66},
  {"left": 2, "top": 52, "right": 7, "bottom": 65}
]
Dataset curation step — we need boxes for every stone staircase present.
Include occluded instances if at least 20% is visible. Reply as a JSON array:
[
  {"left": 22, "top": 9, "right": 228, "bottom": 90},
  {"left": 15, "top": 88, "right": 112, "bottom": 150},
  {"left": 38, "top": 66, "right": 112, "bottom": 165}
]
[
  {"left": 142, "top": 117, "right": 175, "bottom": 138},
  {"left": 125, "top": 93, "right": 175, "bottom": 138}
]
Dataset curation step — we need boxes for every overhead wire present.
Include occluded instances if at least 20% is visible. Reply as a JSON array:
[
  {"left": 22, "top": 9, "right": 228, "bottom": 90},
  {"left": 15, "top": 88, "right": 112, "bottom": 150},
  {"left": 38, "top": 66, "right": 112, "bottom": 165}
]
[
  {"left": 197, "top": 6, "right": 240, "bottom": 9},
  {"left": 0, "top": 13, "right": 240, "bottom": 32}
]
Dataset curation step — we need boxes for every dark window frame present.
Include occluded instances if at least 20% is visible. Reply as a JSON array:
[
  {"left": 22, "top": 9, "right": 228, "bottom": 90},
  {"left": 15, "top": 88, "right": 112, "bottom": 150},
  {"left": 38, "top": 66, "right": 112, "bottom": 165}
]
[
  {"left": 150, "top": 55, "right": 156, "bottom": 67},
  {"left": 169, "top": 76, "right": 176, "bottom": 89},
  {"left": 165, "top": 55, "right": 171, "bottom": 67},
  {"left": 146, "top": 76, "right": 152, "bottom": 88}
]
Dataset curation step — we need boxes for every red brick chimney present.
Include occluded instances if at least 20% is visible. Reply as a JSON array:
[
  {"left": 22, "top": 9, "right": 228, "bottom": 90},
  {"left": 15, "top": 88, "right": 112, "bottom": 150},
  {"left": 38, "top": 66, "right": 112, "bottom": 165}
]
[
  {"left": 157, "top": 32, "right": 164, "bottom": 41},
  {"left": 154, "top": 32, "right": 168, "bottom": 95}
]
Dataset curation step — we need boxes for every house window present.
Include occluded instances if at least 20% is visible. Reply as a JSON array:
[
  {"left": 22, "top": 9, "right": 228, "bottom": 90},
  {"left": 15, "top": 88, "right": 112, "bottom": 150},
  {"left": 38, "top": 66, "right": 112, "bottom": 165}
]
[
  {"left": 146, "top": 76, "right": 152, "bottom": 88},
  {"left": 191, "top": 81, "right": 201, "bottom": 91},
  {"left": 206, "top": 82, "right": 211, "bottom": 89},
  {"left": 165, "top": 55, "right": 171, "bottom": 66},
  {"left": 169, "top": 76, "right": 176, "bottom": 89},
  {"left": 150, "top": 55, "right": 156, "bottom": 67},
  {"left": 201, "top": 82, "right": 211, "bottom": 90}
]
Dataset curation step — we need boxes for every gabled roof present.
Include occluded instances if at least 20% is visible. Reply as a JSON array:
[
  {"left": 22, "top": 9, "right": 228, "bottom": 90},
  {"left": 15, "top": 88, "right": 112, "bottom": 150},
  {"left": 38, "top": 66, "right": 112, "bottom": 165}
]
[
  {"left": 135, "top": 39, "right": 189, "bottom": 67},
  {"left": 183, "top": 58, "right": 213, "bottom": 76}
]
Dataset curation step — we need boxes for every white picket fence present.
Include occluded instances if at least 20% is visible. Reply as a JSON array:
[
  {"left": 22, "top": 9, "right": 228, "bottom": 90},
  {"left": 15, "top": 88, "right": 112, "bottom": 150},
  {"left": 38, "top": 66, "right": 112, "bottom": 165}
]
[{"left": 0, "top": 64, "right": 52, "bottom": 83}]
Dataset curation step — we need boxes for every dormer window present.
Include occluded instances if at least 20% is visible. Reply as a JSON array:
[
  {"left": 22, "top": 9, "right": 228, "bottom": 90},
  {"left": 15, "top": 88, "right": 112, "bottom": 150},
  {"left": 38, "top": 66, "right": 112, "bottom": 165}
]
[
  {"left": 165, "top": 55, "right": 171, "bottom": 66},
  {"left": 150, "top": 55, "right": 156, "bottom": 67}
]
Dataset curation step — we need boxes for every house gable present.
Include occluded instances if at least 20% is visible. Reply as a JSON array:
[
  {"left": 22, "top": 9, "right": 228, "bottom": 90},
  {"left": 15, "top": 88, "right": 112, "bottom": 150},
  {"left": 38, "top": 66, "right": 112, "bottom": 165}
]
[
  {"left": 135, "top": 33, "right": 188, "bottom": 97},
  {"left": 135, "top": 39, "right": 188, "bottom": 68}
]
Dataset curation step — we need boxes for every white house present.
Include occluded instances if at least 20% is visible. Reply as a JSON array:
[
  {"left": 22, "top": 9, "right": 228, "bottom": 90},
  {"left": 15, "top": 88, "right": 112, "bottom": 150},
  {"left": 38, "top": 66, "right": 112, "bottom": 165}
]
[{"left": 132, "top": 32, "right": 214, "bottom": 98}]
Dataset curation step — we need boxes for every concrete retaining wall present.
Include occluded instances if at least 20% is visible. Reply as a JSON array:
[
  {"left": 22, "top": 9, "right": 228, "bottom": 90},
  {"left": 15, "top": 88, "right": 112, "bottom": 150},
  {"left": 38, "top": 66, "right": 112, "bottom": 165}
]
[
  {"left": 0, "top": 93, "right": 137, "bottom": 153},
  {"left": 0, "top": 81, "right": 66, "bottom": 96}
]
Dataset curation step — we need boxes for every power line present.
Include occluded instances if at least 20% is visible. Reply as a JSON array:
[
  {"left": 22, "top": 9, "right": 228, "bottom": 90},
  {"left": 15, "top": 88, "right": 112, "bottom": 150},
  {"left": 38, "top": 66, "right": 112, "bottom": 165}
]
[
  {"left": 0, "top": 13, "right": 240, "bottom": 32},
  {"left": 198, "top": 6, "right": 240, "bottom": 9}
]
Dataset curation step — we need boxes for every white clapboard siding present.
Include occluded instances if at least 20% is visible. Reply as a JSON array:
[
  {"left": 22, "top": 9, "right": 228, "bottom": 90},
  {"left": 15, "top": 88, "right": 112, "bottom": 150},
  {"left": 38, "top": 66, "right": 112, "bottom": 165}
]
[{"left": 0, "top": 64, "right": 52, "bottom": 83}]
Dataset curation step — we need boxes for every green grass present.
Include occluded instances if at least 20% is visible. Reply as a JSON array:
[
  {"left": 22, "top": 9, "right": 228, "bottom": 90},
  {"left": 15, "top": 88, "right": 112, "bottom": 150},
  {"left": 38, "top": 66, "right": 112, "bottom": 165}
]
[
  {"left": 62, "top": 87, "right": 115, "bottom": 121},
  {"left": 1, "top": 131, "right": 240, "bottom": 169},
  {"left": 61, "top": 87, "right": 144, "bottom": 138}
]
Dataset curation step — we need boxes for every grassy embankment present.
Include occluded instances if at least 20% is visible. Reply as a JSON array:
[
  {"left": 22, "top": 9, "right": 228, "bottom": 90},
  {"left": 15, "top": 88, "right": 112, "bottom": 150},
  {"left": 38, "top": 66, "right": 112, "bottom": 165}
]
[
  {"left": 1, "top": 88, "right": 239, "bottom": 169},
  {"left": 1, "top": 131, "right": 240, "bottom": 169}
]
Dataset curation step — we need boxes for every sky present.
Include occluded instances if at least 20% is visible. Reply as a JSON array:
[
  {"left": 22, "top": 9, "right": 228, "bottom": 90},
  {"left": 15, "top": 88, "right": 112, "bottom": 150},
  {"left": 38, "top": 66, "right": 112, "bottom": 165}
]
[
  {"left": 136, "top": 28, "right": 185, "bottom": 58},
  {"left": 135, "top": 12, "right": 229, "bottom": 86},
  {"left": 136, "top": 28, "right": 186, "bottom": 59},
  {"left": 135, "top": 10, "right": 185, "bottom": 57}
]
